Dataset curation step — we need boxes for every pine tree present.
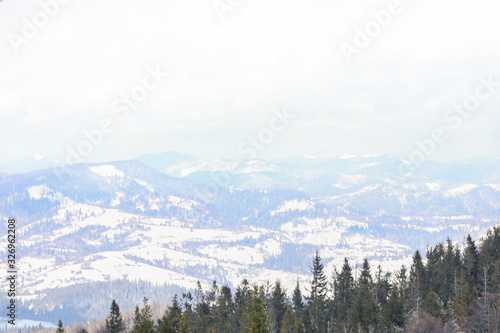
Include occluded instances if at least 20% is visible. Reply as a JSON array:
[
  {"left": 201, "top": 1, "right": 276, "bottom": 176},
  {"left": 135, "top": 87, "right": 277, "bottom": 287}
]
[
  {"left": 421, "top": 291, "right": 444, "bottom": 320},
  {"left": 269, "top": 280, "right": 287, "bottom": 332},
  {"left": 158, "top": 294, "right": 183, "bottom": 333},
  {"left": 242, "top": 285, "right": 270, "bottom": 333},
  {"left": 479, "top": 226, "right": 500, "bottom": 293},
  {"left": 234, "top": 279, "right": 251, "bottom": 332},
  {"left": 374, "top": 265, "right": 391, "bottom": 307},
  {"left": 463, "top": 234, "right": 480, "bottom": 292},
  {"left": 179, "top": 313, "right": 190, "bottom": 333},
  {"left": 410, "top": 250, "right": 427, "bottom": 316},
  {"left": 307, "top": 250, "right": 328, "bottom": 332},
  {"left": 212, "top": 285, "right": 234, "bottom": 332},
  {"left": 192, "top": 281, "right": 211, "bottom": 332},
  {"left": 348, "top": 259, "right": 378, "bottom": 332},
  {"left": 56, "top": 320, "right": 65, "bottom": 333},
  {"left": 292, "top": 280, "right": 303, "bottom": 317},
  {"left": 383, "top": 287, "right": 405, "bottom": 331},
  {"left": 426, "top": 242, "right": 445, "bottom": 300},
  {"left": 105, "top": 299, "right": 126, "bottom": 333},
  {"left": 333, "top": 258, "right": 354, "bottom": 328},
  {"left": 451, "top": 269, "right": 474, "bottom": 325},
  {"left": 132, "top": 297, "right": 155, "bottom": 333},
  {"left": 441, "top": 238, "right": 461, "bottom": 306},
  {"left": 280, "top": 307, "right": 299, "bottom": 333},
  {"left": 395, "top": 265, "right": 411, "bottom": 326}
]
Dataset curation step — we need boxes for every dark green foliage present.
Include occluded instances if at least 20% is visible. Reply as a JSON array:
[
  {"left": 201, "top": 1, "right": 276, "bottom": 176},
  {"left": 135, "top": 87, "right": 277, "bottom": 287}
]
[
  {"left": 332, "top": 258, "right": 354, "bottom": 329},
  {"left": 132, "top": 297, "right": 155, "bottom": 333},
  {"left": 348, "top": 259, "right": 379, "bottom": 332},
  {"left": 242, "top": 285, "right": 270, "bottom": 333},
  {"left": 394, "top": 265, "right": 411, "bottom": 326},
  {"left": 421, "top": 291, "right": 444, "bottom": 320},
  {"left": 211, "top": 285, "right": 234, "bottom": 332},
  {"left": 105, "top": 299, "right": 126, "bottom": 333},
  {"left": 409, "top": 249, "right": 427, "bottom": 315},
  {"left": 307, "top": 250, "right": 328, "bottom": 332},
  {"left": 383, "top": 287, "right": 405, "bottom": 331},
  {"left": 61, "top": 225, "right": 500, "bottom": 333},
  {"left": 269, "top": 280, "right": 287, "bottom": 332},
  {"left": 158, "top": 294, "right": 183, "bottom": 333},
  {"left": 56, "top": 320, "right": 65, "bottom": 333},
  {"left": 280, "top": 306, "right": 299, "bottom": 333},
  {"left": 292, "top": 280, "right": 303, "bottom": 317},
  {"left": 374, "top": 264, "right": 392, "bottom": 307}
]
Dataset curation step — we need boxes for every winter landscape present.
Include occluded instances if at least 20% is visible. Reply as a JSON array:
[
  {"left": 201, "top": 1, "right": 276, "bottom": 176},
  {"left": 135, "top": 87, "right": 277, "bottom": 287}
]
[{"left": 1, "top": 0, "right": 500, "bottom": 331}]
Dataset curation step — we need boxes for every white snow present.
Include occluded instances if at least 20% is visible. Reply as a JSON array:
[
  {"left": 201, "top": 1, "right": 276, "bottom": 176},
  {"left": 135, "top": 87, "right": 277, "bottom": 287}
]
[
  {"left": 90, "top": 165, "right": 124, "bottom": 178},
  {"left": 168, "top": 196, "right": 199, "bottom": 210},
  {"left": 27, "top": 185, "right": 51, "bottom": 200},
  {"left": 271, "top": 199, "right": 314, "bottom": 215},
  {"left": 488, "top": 184, "right": 500, "bottom": 191},
  {"left": 443, "top": 184, "right": 478, "bottom": 197},
  {"left": 426, "top": 182, "right": 441, "bottom": 191}
]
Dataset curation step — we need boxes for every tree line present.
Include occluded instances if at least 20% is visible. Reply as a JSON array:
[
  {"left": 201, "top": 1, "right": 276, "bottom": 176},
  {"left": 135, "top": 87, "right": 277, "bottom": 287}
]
[{"left": 52, "top": 225, "right": 500, "bottom": 332}]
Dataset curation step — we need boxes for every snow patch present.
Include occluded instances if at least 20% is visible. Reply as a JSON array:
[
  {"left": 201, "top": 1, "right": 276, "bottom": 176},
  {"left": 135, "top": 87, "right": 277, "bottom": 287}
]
[
  {"left": 90, "top": 165, "right": 124, "bottom": 178},
  {"left": 426, "top": 182, "right": 441, "bottom": 191},
  {"left": 27, "top": 185, "right": 51, "bottom": 200},
  {"left": 271, "top": 199, "right": 314, "bottom": 215},
  {"left": 443, "top": 184, "right": 478, "bottom": 197}
]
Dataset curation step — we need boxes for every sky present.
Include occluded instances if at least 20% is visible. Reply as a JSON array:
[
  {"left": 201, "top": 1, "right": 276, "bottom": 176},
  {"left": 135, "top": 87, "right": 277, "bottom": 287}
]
[{"left": 0, "top": 0, "right": 499, "bottom": 164}]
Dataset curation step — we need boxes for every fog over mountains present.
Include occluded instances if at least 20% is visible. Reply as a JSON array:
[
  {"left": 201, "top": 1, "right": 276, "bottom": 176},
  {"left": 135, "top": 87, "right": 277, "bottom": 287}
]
[{"left": 0, "top": 152, "right": 499, "bottom": 325}]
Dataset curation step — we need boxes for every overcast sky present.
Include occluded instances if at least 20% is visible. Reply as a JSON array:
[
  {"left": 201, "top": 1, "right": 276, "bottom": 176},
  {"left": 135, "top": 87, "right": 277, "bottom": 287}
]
[{"left": 0, "top": 0, "right": 499, "bottom": 163}]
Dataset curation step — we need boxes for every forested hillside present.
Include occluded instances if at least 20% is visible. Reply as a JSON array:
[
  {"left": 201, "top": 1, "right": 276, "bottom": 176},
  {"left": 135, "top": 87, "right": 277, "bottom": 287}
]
[{"left": 20, "top": 225, "right": 500, "bottom": 333}]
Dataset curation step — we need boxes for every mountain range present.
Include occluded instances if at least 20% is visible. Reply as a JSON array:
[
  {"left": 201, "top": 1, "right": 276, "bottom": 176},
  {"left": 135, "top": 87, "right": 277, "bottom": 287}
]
[{"left": 0, "top": 152, "right": 499, "bottom": 327}]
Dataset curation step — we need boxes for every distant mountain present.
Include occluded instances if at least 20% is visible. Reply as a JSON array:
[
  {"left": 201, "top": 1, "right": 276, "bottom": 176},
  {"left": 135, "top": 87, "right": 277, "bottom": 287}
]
[
  {"left": 1, "top": 154, "right": 499, "bottom": 326},
  {"left": 0, "top": 155, "right": 63, "bottom": 174},
  {"left": 135, "top": 151, "right": 204, "bottom": 177}
]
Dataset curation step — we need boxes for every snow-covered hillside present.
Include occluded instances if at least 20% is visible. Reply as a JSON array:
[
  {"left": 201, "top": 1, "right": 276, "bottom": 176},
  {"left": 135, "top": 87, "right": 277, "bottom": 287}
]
[{"left": 0, "top": 154, "right": 499, "bottom": 325}]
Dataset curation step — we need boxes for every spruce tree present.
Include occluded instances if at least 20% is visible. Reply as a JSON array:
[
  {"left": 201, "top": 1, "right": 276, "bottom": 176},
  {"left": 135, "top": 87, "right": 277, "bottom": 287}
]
[
  {"left": 441, "top": 238, "right": 461, "bottom": 305},
  {"left": 158, "top": 294, "right": 183, "bottom": 333},
  {"left": 280, "top": 307, "right": 299, "bottom": 333},
  {"left": 269, "top": 280, "right": 287, "bottom": 332},
  {"left": 56, "top": 320, "right": 65, "bottom": 333},
  {"left": 374, "top": 265, "right": 391, "bottom": 307},
  {"left": 234, "top": 279, "right": 251, "bottom": 332},
  {"left": 410, "top": 250, "right": 427, "bottom": 315},
  {"left": 463, "top": 235, "right": 480, "bottom": 294},
  {"left": 292, "top": 280, "right": 303, "bottom": 317},
  {"left": 383, "top": 287, "right": 405, "bottom": 331},
  {"left": 421, "top": 291, "right": 444, "bottom": 320},
  {"left": 132, "top": 297, "right": 155, "bottom": 333},
  {"left": 212, "top": 285, "right": 234, "bottom": 332},
  {"left": 348, "top": 259, "right": 378, "bottom": 332},
  {"left": 395, "top": 265, "right": 411, "bottom": 325},
  {"left": 451, "top": 269, "right": 474, "bottom": 325},
  {"left": 179, "top": 313, "right": 190, "bottom": 333},
  {"left": 242, "top": 285, "right": 270, "bottom": 333},
  {"left": 308, "top": 250, "right": 328, "bottom": 332},
  {"left": 333, "top": 258, "right": 354, "bottom": 328},
  {"left": 192, "top": 282, "right": 211, "bottom": 332},
  {"left": 426, "top": 242, "right": 445, "bottom": 299},
  {"left": 105, "top": 299, "right": 126, "bottom": 333}
]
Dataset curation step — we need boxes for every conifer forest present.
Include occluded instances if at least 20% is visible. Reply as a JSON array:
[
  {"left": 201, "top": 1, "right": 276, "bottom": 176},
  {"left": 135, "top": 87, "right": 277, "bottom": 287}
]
[{"left": 28, "top": 225, "right": 500, "bottom": 333}]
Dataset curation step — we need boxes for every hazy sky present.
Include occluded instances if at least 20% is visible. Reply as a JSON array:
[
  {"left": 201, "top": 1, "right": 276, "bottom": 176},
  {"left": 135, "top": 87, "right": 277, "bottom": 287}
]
[{"left": 1, "top": 0, "right": 499, "bottom": 163}]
